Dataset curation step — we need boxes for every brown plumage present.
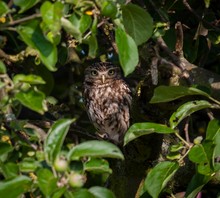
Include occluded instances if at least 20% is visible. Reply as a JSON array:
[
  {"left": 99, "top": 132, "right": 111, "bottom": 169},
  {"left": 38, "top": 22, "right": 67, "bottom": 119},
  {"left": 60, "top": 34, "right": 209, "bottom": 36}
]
[{"left": 83, "top": 62, "right": 132, "bottom": 144}]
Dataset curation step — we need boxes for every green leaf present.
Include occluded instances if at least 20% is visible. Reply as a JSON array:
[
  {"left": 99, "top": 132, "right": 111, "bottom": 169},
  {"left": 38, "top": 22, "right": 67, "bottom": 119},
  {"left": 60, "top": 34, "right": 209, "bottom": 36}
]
[
  {"left": 166, "top": 152, "right": 181, "bottom": 160},
  {"left": 0, "top": 142, "right": 13, "bottom": 157},
  {"left": 61, "top": 18, "right": 81, "bottom": 39},
  {"left": 1, "top": 163, "right": 19, "bottom": 179},
  {"left": 150, "top": 86, "right": 210, "bottom": 103},
  {"left": 142, "top": 161, "right": 179, "bottom": 198},
  {"left": 0, "top": 2, "right": 9, "bottom": 16},
  {"left": 62, "top": 13, "right": 92, "bottom": 41},
  {"left": 206, "top": 119, "right": 220, "bottom": 141},
  {"left": 44, "top": 119, "right": 74, "bottom": 163},
  {"left": 37, "top": 168, "right": 58, "bottom": 197},
  {"left": 122, "top": 4, "right": 153, "bottom": 46},
  {"left": 84, "top": 34, "right": 98, "bottom": 58},
  {"left": 185, "top": 173, "right": 211, "bottom": 198},
  {"left": 14, "top": 0, "right": 40, "bottom": 13},
  {"left": 40, "top": 1, "right": 64, "bottom": 34},
  {"left": 72, "top": 189, "right": 95, "bottom": 198},
  {"left": 169, "top": 100, "right": 213, "bottom": 129},
  {"left": 19, "top": 158, "right": 39, "bottom": 173},
  {"left": 78, "top": 15, "right": 92, "bottom": 35},
  {"left": 52, "top": 187, "right": 66, "bottom": 198},
  {"left": 188, "top": 141, "right": 215, "bottom": 175},
  {"left": 84, "top": 158, "right": 112, "bottom": 174},
  {"left": 124, "top": 122, "right": 175, "bottom": 145},
  {"left": 0, "top": 61, "right": 6, "bottom": 74},
  {"left": 15, "top": 88, "right": 46, "bottom": 114},
  {"left": 89, "top": 186, "right": 116, "bottom": 198},
  {"left": 213, "top": 127, "right": 220, "bottom": 157},
  {"left": 115, "top": 27, "right": 138, "bottom": 76},
  {"left": 17, "top": 20, "right": 57, "bottom": 71},
  {"left": 0, "top": 175, "right": 31, "bottom": 198},
  {"left": 68, "top": 140, "right": 124, "bottom": 161},
  {"left": 13, "top": 74, "right": 45, "bottom": 85}
]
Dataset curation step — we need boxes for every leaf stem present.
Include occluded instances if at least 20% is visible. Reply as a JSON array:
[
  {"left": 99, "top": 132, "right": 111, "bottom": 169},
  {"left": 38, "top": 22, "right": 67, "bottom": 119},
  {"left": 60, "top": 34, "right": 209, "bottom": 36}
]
[
  {"left": 175, "top": 132, "right": 191, "bottom": 148},
  {"left": 178, "top": 147, "right": 191, "bottom": 164},
  {"left": 208, "top": 96, "right": 220, "bottom": 106}
]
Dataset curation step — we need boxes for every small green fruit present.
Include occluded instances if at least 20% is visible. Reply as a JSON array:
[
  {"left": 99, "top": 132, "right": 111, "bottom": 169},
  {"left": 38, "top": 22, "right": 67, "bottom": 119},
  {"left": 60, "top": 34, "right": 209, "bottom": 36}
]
[
  {"left": 54, "top": 157, "right": 68, "bottom": 172},
  {"left": 68, "top": 172, "right": 86, "bottom": 188},
  {"left": 101, "top": 1, "right": 117, "bottom": 19}
]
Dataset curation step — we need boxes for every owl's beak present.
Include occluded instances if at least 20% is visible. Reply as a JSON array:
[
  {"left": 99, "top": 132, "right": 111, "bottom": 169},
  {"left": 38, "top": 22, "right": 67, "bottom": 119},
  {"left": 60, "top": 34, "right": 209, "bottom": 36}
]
[{"left": 101, "top": 75, "right": 105, "bottom": 83}]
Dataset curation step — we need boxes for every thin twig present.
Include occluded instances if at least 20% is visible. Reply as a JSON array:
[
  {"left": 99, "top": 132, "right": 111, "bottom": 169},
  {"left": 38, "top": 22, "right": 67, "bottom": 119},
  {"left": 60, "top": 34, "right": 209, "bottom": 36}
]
[
  {"left": 83, "top": 20, "right": 105, "bottom": 40},
  {"left": 15, "top": 131, "right": 38, "bottom": 150},
  {"left": 184, "top": 117, "right": 191, "bottom": 143},
  {"left": 206, "top": 109, "right": 214, "bottom": 120},
  {"left": 175, "top": 132, "right": 191, "bottom": 148},
  {"left": 1, "top": 13, "right": 41, "bottom": 27}
]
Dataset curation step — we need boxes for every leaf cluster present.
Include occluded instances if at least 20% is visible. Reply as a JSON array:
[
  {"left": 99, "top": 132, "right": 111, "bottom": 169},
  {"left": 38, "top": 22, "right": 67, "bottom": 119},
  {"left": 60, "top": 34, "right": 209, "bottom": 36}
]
[{"left": 1, "top": 0, "right": 220, "bottom": 197}]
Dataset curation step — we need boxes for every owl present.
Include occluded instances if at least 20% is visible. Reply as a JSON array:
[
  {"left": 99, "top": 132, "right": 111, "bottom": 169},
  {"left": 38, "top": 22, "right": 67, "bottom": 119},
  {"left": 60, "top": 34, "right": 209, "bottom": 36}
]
[{"left": 83, "top": 62, "right": 132, "bottom": 145}]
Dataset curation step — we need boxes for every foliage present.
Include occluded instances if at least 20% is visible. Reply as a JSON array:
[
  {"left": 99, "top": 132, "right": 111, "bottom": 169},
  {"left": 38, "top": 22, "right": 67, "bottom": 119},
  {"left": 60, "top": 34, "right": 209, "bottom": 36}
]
[
  {"left": 0, "top": 0, "right": 220, "bottom": 197},
  {"left": 126, "top": 86, "right": 220, "bottom": 197}
]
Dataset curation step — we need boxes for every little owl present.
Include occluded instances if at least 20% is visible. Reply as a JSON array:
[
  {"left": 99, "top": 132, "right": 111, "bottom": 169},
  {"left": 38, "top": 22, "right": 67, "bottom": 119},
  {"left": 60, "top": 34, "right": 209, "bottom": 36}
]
[{"left": 83, "top": 62, "right": 132, "bottom": 145}]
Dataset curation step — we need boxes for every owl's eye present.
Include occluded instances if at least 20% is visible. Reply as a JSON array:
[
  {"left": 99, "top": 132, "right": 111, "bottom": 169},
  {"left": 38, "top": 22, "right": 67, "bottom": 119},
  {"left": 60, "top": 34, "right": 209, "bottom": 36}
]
[
  {"left": 108, "top": 69, "right": 115, "bottom": 76},
  {"left": 91, "top": 70, "right": 98, "bottom": 76}
]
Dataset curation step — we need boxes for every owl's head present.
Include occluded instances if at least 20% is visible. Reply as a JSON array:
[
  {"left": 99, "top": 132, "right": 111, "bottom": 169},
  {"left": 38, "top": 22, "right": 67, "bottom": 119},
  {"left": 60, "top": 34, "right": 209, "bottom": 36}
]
[{"left": 84, "top": 62, "right": 122, "bottom": 86}]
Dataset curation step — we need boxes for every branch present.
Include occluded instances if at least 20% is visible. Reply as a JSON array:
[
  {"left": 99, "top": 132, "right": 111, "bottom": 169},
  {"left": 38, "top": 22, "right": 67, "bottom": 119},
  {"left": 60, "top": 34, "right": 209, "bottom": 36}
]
[
  {"left": 182, "top": 0, "right": 220, "bottom": 32},
  {"left": 156, "top": 35, "right": 193, "bottom": 84},
  {"left": 1, "top": 13, "right": 41, "bottom": 28},
  {"left": 175, "top": 21, "right": 184, "bottom": 57},
  {"left": 0, "top": 48, "right": 38, "bottom": 64}
]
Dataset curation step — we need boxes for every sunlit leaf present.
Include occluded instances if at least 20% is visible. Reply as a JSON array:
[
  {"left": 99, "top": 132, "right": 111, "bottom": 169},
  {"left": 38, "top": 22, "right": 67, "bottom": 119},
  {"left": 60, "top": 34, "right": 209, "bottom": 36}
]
[
  {"left": 142, "top": 161, "right": 179, "bottom": 198},
  {"left": 122, "top": 4, "right": 153, "bottom": 45},
  {"left": 89, "top": 186, "right": 116, "bottom": 198},
  {"left": 150, "top": 86, "right": 210, "bottom": 103},
  {"left": 37, "top": 168, "right": 57, "bottom": 197},
  {"left": 17, "top": 20, "right": 57, "bottom": 71},
  {"left": 169, "top": 100, "right": 213, "bottom": 129},
  {"left": 62, "top": 13, "right": 92, "bottom": 41},
  {"left": 19, "top": 158, "right": 39, "bottom": 173},
  {"left": 84, "top": 158, "right": 112, "bottom": 174},
  {"left": 14, "top": 0, "right": 40, "bottom": 13},
  {"left": 115, "top": 27, "right": 138, "bottom": 76},
  {"left": 44, "top": 119, "right": 74, "bottom": 163},
  {"left": 0, "top": 1, "right": 9, "bottom": 16},
  {"left": 13, "top": 74, "right": 45, "bottom": 85},
  {"left": 188, "top": 141, "right": 215, "bottom": 175},
  {"left": 124, "top": 122, "right": 175, "bottom": 145},
  {"left": 40, "top": 1, "right": 64, "bottom": 34},
  {"left": 0, "top": 175, "right": 31, "bottom": 198},
  {"left": 68, "top": 140, "right": 124, "bottom": 160},
  {"left": 15, "top": 88, "right": 46, "bottom": 114}
]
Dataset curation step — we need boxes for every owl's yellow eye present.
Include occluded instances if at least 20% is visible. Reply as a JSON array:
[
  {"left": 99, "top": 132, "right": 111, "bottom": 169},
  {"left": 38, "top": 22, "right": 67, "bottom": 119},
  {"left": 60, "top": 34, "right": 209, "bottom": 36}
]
[
  {"left": 108, "top": 69, "right": 115, "bottom": 76},
  {"left": 91, "top": 70, "right": 98, "bottom": 76}
]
